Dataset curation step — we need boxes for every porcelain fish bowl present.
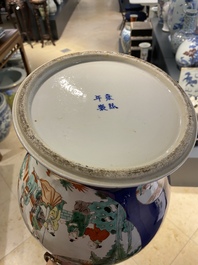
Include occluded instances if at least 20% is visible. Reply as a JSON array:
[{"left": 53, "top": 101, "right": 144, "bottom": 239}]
[
  {"left": 0, "top": 67, "right": 26, "bottom": 108},
  {"left": 13, "top": 51, "right": 197, "bottom": 265}
]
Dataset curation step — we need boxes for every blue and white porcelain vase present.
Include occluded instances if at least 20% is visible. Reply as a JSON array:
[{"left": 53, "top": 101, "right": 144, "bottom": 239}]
[
  {"left": 176, "top": 35, "right": 198, "bottom": 67},
  {"left": 0, "top": 93, "right": 11, "bottom": 142},
  {"left": 158, "top": 0, "right": 170, "bottom": 24},
  {"left": 167, "top": 0, "right": 198, "bottom": 35},
  {"left": 120, "top": 23, "right": 131, "bottom": 54},
  {"left": 171, "top": 8, "right": 197, "bottom": 53}
]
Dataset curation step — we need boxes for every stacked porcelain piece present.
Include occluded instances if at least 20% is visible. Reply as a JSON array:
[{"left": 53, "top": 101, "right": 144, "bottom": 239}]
[{"left": 165, "top": 0, "right": 198, "bottom": 67}]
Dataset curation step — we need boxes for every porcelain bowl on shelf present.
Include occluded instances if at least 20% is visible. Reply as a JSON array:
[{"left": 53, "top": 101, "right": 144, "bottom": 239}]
[
  {"left": 12, "top": 51, "right": 197, "bottom": 265},
  {"left": 0, "top": 67, "right": 26, "bottom": 108}
]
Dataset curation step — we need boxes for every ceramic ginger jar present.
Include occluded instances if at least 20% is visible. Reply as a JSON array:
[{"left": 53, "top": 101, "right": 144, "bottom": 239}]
[
  {"left": 13, "top": 51, "right": 197, "bottom": 265},
  {"left": 176, "top": 36, "right": 198, "bottom": 67}
]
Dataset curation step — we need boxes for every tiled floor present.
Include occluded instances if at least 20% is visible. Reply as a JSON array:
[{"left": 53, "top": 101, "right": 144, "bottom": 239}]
[{"left": 1, "top": 0, "right": 198, "bottom": 264}]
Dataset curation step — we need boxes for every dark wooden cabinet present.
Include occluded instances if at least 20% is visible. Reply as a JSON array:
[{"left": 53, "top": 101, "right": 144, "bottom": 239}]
[
  {"left": 48, "top": 0, "right": 79, "bottom": 39},
  {"left": 25, "top": 0, "right": 79, "bottom": 40}
]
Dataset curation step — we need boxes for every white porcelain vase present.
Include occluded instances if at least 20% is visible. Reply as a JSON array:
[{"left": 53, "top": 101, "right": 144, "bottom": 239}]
[
  {"left": 158, "top": 0, "right": 170, "bottom": 24},
  {"left": 162, "top": 1, "right": 171, "bottom": 32}
]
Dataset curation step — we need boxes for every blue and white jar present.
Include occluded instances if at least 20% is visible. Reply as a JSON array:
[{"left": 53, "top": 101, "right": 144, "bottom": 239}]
[
  {"left": 0, "top": 93, "right": 11, "bottom": 142},
  {"left": 171, "top": 8, "right": 197, "bottom": 53},
  {"left": 176, "top": 35, "right": 198, "bottom": 67}
]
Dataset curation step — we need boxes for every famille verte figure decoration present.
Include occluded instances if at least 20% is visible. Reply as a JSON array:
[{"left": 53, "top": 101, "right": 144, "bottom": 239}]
[
  {"left": 13, "top": 51, "right": 197, "bottom": 265},
  {"left": 18, "top": 153, "right": 168, "bottom": 264}
]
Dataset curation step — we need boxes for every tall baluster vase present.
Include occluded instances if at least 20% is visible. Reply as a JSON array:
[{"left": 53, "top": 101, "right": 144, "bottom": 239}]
[
  {"left": 171, "top": 8, "right": 198, "bottom": 53},
  {"left": 167, "top": 0, "right": 198, "bottom": 35},
  {"left": 158, "top": 0, "right": 170, "bottom": 24}
]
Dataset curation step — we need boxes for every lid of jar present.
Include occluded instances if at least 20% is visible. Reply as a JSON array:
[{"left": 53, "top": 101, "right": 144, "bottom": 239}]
[{"left": 12, "top": 51, "right": 197, "bottom": 187}]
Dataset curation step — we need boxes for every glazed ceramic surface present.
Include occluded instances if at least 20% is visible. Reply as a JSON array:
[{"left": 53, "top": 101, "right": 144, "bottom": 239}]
[
  {"left": 167, "top": 0, "right": 197, "bottom": 34},
  {"left": 179, "top": 67, "right": 198, "bottom": 97},
  {"left": 139, "top": 42, "right": 151, "bottom": 61},
  {"left": 120, "top": 24, "right": 131, "bottom": 54},
  {"left": 13, "top": 51, "right": 197, "bottom": 188},
  {"left": 13, "top": 51, "right": 197, "bottom": 264},
  {"left": 179, "top": 67, "right": 198, "bottom": 118},
  {"left": 171, "top": 9, "right": 197, "bottom": 53},
  {"left": 158, "top": 0, "right": 169, "bottom": 24},
  {"left": 176, "top": 36, "right": 198, "bottom": 67},
  {"left": 0, "top": 93, "right": 11, "bottom": 142},
  {"left": 162, "top": 1, "right": 170, "bottom": 32},
  {"left": 0, "top": 67, "right": 26, "bottom": 108},
  {"left": 19, "top": 153, "right": 170, "bottom": 264}
]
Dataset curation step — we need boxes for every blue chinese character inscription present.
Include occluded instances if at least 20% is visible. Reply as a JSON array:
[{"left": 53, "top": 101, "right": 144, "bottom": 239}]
[
  {"left": 108, "top": 103, "right": 118, "bottom": 109},
  {"left": 93, "top": 93, "right": 119, "bottom": 111},
  {"left": 94, "top": 95, "right": 102, "bottom": 102},
  {"left": 105, "top": 94, "right": 113, "bottom": 101}
]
